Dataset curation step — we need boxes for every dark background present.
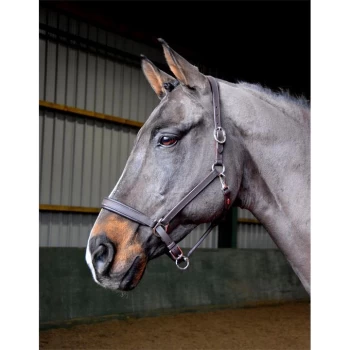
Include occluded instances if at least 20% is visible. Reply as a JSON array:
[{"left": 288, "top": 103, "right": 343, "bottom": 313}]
[{"left": 42, "top": 1, "right": 310, "bottom": 100}]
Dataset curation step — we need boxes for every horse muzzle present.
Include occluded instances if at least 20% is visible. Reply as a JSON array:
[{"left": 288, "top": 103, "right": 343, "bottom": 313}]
[{"left": 86, "top": 233, "right": 147, "bottom": 291}]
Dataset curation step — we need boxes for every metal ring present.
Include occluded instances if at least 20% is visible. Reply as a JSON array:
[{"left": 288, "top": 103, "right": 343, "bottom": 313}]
[
  {"left": 212, "top": 163, "right": 225, "bottom": 174},
  {"left": 213, "top": 127, "right": 226, "bottom": 144},
  {"left": 175, "top": 256, "right": 190, "bottom": 270}
]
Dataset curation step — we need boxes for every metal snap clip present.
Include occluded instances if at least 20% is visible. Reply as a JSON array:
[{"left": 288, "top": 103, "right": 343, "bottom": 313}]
[{"left": 219, "top": 173, "right": 228, "bottom": 191}]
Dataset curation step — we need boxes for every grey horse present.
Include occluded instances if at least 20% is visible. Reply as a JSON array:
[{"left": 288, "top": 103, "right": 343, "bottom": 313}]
[{"left": 85, "top": 39, "right": 310, "bottom": 294}]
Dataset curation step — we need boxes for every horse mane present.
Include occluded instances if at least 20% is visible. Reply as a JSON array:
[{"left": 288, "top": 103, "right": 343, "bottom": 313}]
[
  {"left": 162, "top": 77, "right": 310, "bottom": 123},
  {"left": 237, "top": 81, "right": 310, "bottom": 110},
  {"left": 214, "top": 78, "right": 310, "bottom": 125}
]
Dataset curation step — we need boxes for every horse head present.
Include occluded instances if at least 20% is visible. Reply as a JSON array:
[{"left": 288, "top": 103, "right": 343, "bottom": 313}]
[{"left": 85, "top": 39, "right": 245, "bottom": 291}]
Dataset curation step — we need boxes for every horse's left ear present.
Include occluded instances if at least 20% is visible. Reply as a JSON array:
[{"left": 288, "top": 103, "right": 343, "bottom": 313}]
[
  {"left": 158, "top": 38, "right": 207, "bottom": 90},
  {"left": 141, "top": 55, "right": 176, "bottom": 99}
]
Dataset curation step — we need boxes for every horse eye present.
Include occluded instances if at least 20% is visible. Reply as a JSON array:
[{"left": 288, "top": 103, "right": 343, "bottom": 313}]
[{"left": 159, "top": 136, "right": 178, "bottom": 147}]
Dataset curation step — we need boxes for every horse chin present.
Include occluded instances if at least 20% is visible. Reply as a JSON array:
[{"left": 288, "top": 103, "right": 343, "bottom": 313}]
[{"left": 97, "top": 255, "right": 147, "bottom": 292}]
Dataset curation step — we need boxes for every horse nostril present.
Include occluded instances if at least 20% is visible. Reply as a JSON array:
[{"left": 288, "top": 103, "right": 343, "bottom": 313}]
[{"left": 90, "top": 237, "right": 115, "bottom": 275}]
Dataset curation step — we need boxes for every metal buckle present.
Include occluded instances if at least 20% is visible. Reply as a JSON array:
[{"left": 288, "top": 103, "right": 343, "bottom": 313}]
[
  {"left": 214, "top": 127, "right": 226, "bottom": 144},
  {"left": 169, "top": 245, "right": 183, "bottom": 260},
  {"left": 175, "top": 256, "right": 190, "bottom": 270},
  {"left": 152, "top": 219, "right": 167, "bottom": 238}
]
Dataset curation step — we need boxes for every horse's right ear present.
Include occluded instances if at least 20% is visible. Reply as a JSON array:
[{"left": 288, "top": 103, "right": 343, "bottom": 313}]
[{"left": 141, "top": 55, "right": 175, "bottom": 99}]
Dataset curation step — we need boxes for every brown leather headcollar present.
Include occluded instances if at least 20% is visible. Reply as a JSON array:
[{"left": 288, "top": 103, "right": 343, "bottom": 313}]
[{"left": 101, "top": 76, "right": 230, "bottom": 270}]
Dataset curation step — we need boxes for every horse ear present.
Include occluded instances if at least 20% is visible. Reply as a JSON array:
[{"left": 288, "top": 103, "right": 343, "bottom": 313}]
[
  {"left": 158, "top": 38, "right": 207, "bottom": 90},
  {"left": 141, "top": 55, "right": 175, "bottom": 99}
]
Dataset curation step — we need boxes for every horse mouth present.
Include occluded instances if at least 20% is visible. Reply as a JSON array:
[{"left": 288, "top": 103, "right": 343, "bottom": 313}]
[{"left": 118, "top": 256, "right": 146, "bottom": 291}]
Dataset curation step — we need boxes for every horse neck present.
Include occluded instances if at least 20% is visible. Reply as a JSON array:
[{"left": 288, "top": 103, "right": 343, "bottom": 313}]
[{"left": 219, "top": 81, "right": 310, "bottom": 292}]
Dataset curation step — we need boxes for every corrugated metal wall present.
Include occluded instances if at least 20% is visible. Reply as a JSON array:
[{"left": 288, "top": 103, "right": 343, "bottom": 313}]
[
  {"left": 39, "top": 109, "right": 138, "bottom": 207},
  {"left": 39, "top": 5, "right": 218, "bottom": 248},
  {"left": 39, "top": 6, "right": 219, "bottom": 115},
  {"left": 237, "top": 209, "right": 277, "bottom": 249},
  {"left": 39, "top": 16, "right": 159, "bottom": 121},
  {"left": 40, "top": 212, "right": 97, "bottom": 247}
]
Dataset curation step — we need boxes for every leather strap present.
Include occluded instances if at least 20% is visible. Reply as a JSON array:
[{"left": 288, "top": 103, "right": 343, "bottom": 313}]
[
  {"left": 153, "top": 168, "right": 220, "bottom": 262},
  {"left": 208, "top": 76, "right": 221, "bottom": 130},
  {"left": 154, "top": 225, "right": 184, "bottom": 261},
  {"left": 207, "top": 76, "right": 225, "bottom": 166},
  {"left": 101, "top": 198, "right": 157, "bottom": 228},
  {"left": 187, "top": 222, "right": 216, "bottom": 257},
  {"left": 161, "top": 169, "right": 219, "bottom": 225}
]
